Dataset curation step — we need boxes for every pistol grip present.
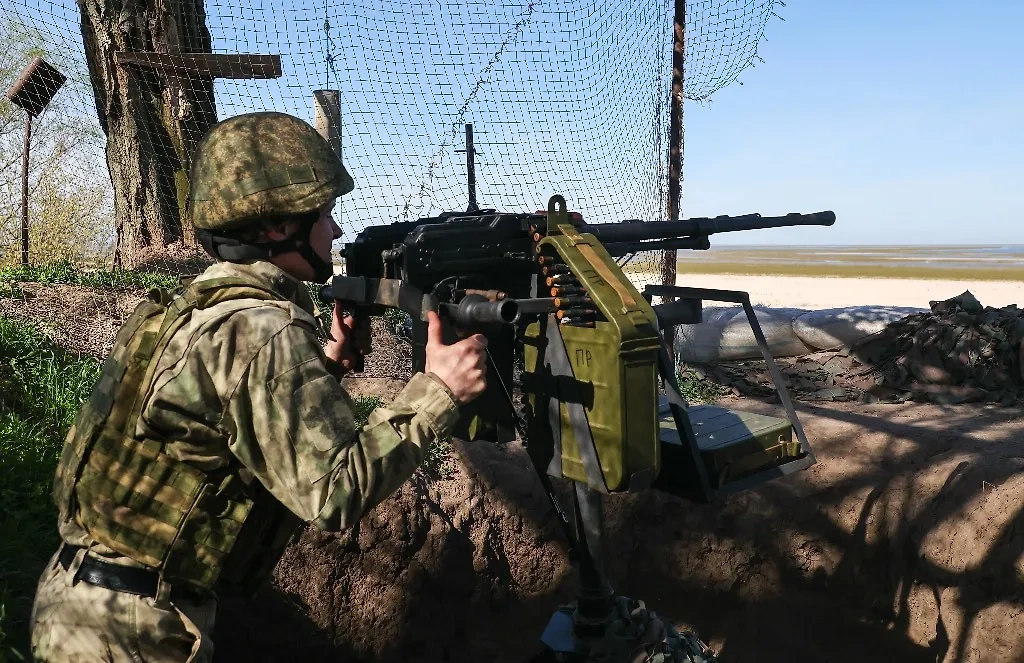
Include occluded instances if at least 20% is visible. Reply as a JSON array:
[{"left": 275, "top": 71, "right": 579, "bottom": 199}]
[{"left": 348, "top": 304, "right": 372, "bottom": 373}]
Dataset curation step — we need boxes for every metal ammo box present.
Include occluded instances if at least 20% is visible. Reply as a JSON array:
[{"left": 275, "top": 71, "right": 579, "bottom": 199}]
[
  {"left": 653, "top": 395, "right": 804, "bottom": 494},
  {"left": 522, "top": 220, "right": 663, "bottom": 494}
]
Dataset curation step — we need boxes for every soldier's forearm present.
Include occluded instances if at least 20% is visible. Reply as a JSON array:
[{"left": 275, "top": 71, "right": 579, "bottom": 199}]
[
  {"left": 312, "top": 418, "right": 430, "bottom": 530},
  {"left": 311, "top": 373, "right": 459, "bottom": 530}
]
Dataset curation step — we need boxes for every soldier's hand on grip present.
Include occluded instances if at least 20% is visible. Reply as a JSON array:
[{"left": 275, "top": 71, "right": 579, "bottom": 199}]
[
  {"left": 325, "top": 301, "right": 372, "bottom": 374},
  {"left": 424, "top": 310, "right": 488, "bottom": 403}
]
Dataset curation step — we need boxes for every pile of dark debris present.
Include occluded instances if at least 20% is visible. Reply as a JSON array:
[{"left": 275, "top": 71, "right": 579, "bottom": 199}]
[{"left": 687, "top": 291, "right": 1024, "bottom": 405}]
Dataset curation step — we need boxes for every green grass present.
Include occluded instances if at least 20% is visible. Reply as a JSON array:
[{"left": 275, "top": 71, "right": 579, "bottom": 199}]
[
  {"left": 350, "top": 395, "right": 383, "bottom": 429},
  {"left": 0, "top": 315, "right": 102, "bottom": 660},
  {"left": 677, "top": 366, "right": 730, "bottom": 405},
  {"left": 422, "top": 438, "right": 455, "bottom": 478},
  {"left": 0, "top": 261, "right": 179, "bottom": 291},
  {"left": 383, "top": 307, "right": 410, "bottom": 335},
  {"left": 0, "top": 281, "right": 22, "bottom": 299}
]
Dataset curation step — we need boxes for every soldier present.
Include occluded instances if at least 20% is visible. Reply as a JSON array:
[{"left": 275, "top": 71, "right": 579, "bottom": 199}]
[{"left": 29, "top": 111, "right": 487, "bottom": 662}]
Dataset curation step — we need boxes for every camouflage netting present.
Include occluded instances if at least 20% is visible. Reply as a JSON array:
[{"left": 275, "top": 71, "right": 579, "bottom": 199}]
[
  {"left": 2, "top": 0, "right": 782, "bottom": 279},
  {"left": 690, "top": 291, "right": 1024, "bottom": 405},
  {"left": 1, "top": 0, "right": 784, "bottom": 384}
]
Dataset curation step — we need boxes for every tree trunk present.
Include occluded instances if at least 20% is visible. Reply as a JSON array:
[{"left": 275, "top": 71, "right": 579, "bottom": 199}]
[{"left": 77, "top": 0, "right": 216, "bottom": 270}]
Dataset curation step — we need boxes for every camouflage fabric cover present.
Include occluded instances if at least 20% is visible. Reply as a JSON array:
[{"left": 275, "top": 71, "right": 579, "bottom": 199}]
[
  {"left": 689, "top": 291, "right": 1024, "bottom": 405},
  {"left": 188, "top": 112, "right": 355, "bottom": 231},
  {"left": 53, "top": 259, "right": 459, "bottom": 575}
]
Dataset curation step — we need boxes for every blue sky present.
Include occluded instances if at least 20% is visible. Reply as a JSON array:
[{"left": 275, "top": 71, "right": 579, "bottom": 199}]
[{"left": 687, "top": 1, "right": 1024, "bottom": 245}]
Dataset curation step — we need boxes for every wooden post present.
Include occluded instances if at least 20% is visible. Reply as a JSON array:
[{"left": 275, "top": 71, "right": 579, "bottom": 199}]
[
  {"left": 21, "top": 112, "right": 31, "bottom": 266},
  {"left": 661, "top": 0, "right": 685, "bottom": 361},
  {"left": 313, "top": 89, "right": 342, "bottom": 157},
  {"left": 113, "top": 52, "right": 282, "bottom": 79}
]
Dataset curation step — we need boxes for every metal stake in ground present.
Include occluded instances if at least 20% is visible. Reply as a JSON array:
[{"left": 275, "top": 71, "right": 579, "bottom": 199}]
[
  {"left": 455, "top": 123, "right": 480, "bottom": 213},
  {"left": 21, "top": 113, "right": 31, "bottom": 266},
  {"left": 5, "top": 57, "right": 67, "bottom": 266}
]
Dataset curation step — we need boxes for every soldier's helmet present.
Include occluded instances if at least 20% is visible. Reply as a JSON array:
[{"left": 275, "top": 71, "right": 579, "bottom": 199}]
[{"left": 187, "top": 112, "right": 355, "bottom": 232}]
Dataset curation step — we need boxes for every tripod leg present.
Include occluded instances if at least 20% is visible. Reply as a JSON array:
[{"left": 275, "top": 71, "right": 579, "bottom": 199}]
[
  {"left": 570, "top": 482, "right": 614, "bottom": 637},
  {"left": 537, "top": 481, "right": 615, "bottom": 660}
]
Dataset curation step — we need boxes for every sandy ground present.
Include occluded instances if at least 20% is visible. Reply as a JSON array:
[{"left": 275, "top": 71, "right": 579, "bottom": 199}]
[
  {"left": 334, "top": 263, "right": 1022, "bottom": 311},
  {"left": 631, "top": 273, "right": 1024, "bottom": 310}
]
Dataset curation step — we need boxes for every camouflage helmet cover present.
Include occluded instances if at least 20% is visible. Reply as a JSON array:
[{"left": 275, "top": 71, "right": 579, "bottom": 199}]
[{"left": 188, "top": 111, "right": 355, "bottom": 231}]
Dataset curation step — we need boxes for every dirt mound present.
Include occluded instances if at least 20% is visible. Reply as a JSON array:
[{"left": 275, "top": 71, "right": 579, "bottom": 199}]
[
  {"left": 604, "top": 398, "right": 1024, "bottom": 663},
  {"left": 129, "top": 241, "right": 215, "bottom": 276},
  {"left": 0, "top": 282, "right": 145, "bottom": 357},
  {"left": 215, "top": 394, "right": 1024, "bottom": 663},
  {"left": 693, "top": 292, "right": 1024, "bottom": 406},
  {"left": 217, "top": 439, "right": 574, "bottom": 662}
]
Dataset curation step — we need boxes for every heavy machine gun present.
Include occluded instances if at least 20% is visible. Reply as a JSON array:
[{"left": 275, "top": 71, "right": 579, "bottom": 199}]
[{"left": 322, "top": 195, "right": 835, "bottom": 661}]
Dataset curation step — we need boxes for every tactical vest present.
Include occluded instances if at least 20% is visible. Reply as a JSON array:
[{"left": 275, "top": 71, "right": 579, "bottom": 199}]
[{"left": 53, "top": 275, "right": 307, "bottom": 595}]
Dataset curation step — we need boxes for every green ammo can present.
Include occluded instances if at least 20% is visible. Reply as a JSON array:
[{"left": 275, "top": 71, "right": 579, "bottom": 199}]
[
  {"left": 522, "top": 218, "right": 663, "bottom": 494},
  {"left": 654, "top": 396, "right": 805, "bottom": 495}
]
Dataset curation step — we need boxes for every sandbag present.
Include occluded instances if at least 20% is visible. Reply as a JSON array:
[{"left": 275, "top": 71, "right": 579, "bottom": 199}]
[
  {"left": 675, "top": 306, "right": 814, "bottom": 363},
  {"left": 793, "top": 306, "right": 926, "bottom": 351}
]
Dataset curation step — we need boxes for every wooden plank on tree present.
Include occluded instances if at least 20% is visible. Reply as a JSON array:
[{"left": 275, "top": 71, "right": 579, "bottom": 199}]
[{"left": 115, "top": 52, "right": 282, "bottom": 79}]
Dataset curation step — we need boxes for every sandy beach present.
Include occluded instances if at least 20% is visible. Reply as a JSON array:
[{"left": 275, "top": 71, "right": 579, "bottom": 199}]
[
  {"left": 632, "top": 273, "right": 1024, "bottom": 310},
  {"left": 333, "top": 263, "right": 1023, "bottom": 311}
]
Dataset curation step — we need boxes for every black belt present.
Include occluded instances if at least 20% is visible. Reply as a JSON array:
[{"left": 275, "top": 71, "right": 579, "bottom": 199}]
[{"left": 58, "top": 545, "right": 209, "bottom": 602}]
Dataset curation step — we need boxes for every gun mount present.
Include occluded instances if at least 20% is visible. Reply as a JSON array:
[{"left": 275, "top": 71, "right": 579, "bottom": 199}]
[{"left": 324, "top": 195, "right": 835, "bottom": 662}]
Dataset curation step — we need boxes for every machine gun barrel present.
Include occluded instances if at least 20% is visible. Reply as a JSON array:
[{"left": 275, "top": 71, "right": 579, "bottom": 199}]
[
  {"left": 439, "top": 294, "right": 521, "bottom": 327},
  {"left": 583, "top": 210, "right": 835, "bottom": 244}
]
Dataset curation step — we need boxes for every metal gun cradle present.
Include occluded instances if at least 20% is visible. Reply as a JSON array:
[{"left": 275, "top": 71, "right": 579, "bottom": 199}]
[
  {"left": 520, "top": 197, "right": 817, "bottom": 502},
  {"left": 326, "top": 194, "right": 834, "bottom": 660},
  {"left": 647, "top": 284, "right": 817, "bottom": 500}
]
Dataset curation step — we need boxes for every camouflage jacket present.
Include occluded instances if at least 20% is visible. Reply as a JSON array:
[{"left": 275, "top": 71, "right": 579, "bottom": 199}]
[{"left": 60, "top": 260, "right": 459, "bottom": 560}]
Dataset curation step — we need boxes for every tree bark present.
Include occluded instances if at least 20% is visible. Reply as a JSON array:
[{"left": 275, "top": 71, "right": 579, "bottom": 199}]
[{"left": 77, "top": 0, "right": 216, "bottom": 269}]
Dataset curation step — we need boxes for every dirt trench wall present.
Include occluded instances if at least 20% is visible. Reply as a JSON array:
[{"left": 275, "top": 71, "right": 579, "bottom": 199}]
[
  {"left": 217, "top": 440, "right": 575, "bottom": 662},
  {"left": 217, "top": 398, "right": 1024, "bottom": 663}
]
